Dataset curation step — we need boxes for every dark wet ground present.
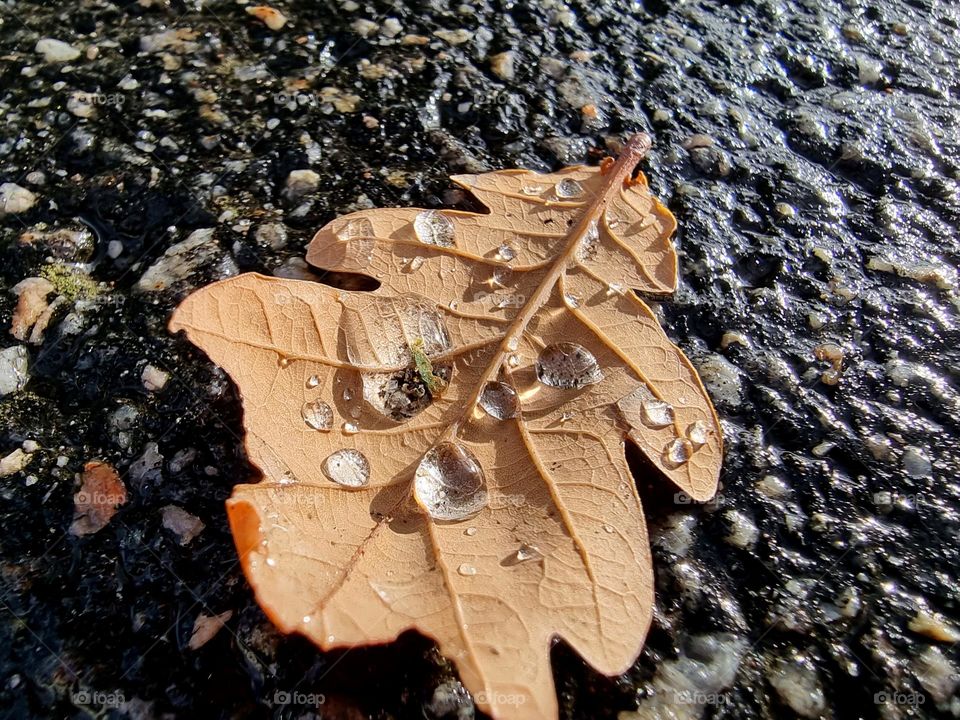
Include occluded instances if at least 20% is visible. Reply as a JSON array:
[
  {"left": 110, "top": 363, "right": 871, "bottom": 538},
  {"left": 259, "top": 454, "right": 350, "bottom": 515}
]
[{"left": 1, "top": 0, "right": 958, "bottom": 718}]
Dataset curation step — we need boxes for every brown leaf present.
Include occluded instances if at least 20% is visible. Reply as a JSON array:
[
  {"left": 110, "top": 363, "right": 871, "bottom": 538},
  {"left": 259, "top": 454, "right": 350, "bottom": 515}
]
[
  {"left": 70, "top": 461, "right": 127, "bottom": 536},
  {"left": 168, "top": 134, "right": 722, "bottom": 719}
]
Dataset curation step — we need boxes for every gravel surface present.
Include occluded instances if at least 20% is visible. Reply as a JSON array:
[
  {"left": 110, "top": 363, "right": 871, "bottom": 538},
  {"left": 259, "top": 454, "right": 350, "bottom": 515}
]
[{"left": 1, "top": 1, "right": 958, "bottom": 718}]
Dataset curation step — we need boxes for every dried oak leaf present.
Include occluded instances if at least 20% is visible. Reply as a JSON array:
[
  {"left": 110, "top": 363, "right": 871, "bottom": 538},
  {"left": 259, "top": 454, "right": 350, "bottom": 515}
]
[
  {"left": 168, "top": 134, "right": 722, "bottom": 719},
  {"left": 70, "top": 461, "right": 127, "bottom": 536}
]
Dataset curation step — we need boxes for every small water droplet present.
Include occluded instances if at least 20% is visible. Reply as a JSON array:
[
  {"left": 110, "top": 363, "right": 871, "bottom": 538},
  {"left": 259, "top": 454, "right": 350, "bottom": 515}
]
[
  {"left": 343, "top": 387, "right": 353, "bottom": 401},
  {"left": 301, "top": 400, "right": 333, "bottom": 431},
  {"left": 336, "top": 217, "right": 374, "bottom": 241},
  {"left": 687, "top": 420, "right": 709, "bottom": 447},
  {"left": 564, "top": 293, "right": 581, "bottom": 308},
  {"left": 449, "top": 300, "right": 459, "bottom": 310},
  {"left": 457, "top": 563, "right": 477, "bottom": 576},
  {"left": 349, "top": 406, "right": 362, "bottom": 419},
  {"left": 606, "top": 282, "right": 626, "bottom": 296},
  {"left": 508, "top": 544, "right": 542, "bottom": 564},
  {"left": 607, "top": 213, "right": 622, "bottom": 229},
  {"left": 479, "top": 381, "right": 519, "bottom": 420},
  {"left": 507, "top": 354, "right": 520, "bottom": 368},
  {"left": 663, "top": 438, "right": 693, "bottom": 468},
  {"left": 555, "top": 177, "right": 584, "bottom": 199},
  {"left": 322, "top": 449, "right": 370, "bottom": 487},
  {"left": 560, "top": 411, "right": 575, "bottom": 424},
  {"left": 306, "top": 375, "right": 321, "bottom": 388},
  {"left": 278, "top": 356, "right": 291, "bottom": 368},
  {"left": 414, "top": 442, "right": 488, "bottom": 521},
  {"left": 413, "top": 210, "right": 456, "bottom": 247},
  {"left": 603, "top": 524, "right": 615, "bottom": 533},
  {"left": 577, "top": 221, "right": 599, "bottom": 262},
  {"left": 536, "top": 342, "right": 603, "bottom": 389},
  {"left": 522, "top": 183, "right": 547, "bottom": 196},
  {"left": 506, "top": 336, "right": 519, "bottom": 351},
  {"left": 496, "top": 244, "right": 516, "bottom": 262},
  {"left": 464, "top": 527, "right": 478, "bottom": 536},
  {"left": 405, "top": 256, "right": 425, "bottom": 272},
  {"left": 617, "top": 385, "right": 675, "bottom": 429},
  {"left": 302, "top": 615, "right": 312, "bottom": 623},
  {"left": 266, "top": 557, "right": 277, "bottom": 567},
  {"left": 342, "top": 421, "right": 359, "bottom": 435}
]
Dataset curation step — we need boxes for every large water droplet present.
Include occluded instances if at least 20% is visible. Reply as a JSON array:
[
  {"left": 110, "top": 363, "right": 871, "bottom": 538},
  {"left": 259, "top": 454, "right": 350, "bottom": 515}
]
[
  {"left": 413, "top": 210, "right": 455, "bottom": 247},
  {"left": 555, "top": 178, "right": 584, "bottom": 199},
  {"left": 414, "top": 442, "right": 488, "bottom": 521},
  {"left": 479, "top": 381, "right": 519, "bottom": 420},
  {"left": 536, "top": 343, "right": 603, "bottom": 389},
  {"left": 617, "top": 385, "right": 675, "bottom": 429},
  {"left": 306, "top": 375, "right": 321, "bottom": 388},
  {"left": 496, "top": 244, "right": 516, "bottom": 262},
  {"left": 663, "top": 438, "right": 693, "bottom": 468},
  {"left": 322, "top": 449, "right": 370, "bottom": 487},
  {"left": 336, "top": 217, "right": 374, "bottom": 241},
  {"left": 343, "top": 295, "right": 453, "bottom": 421},
  {"left": 687, "top": 420, "right": 709, "bottom": 447},
  {"left": 522, "top": 183, "right": 547, "bottom": 195},
  {"left": 301, "top": 400, "right": 333, "bottom": 431},
  {"left": 457, "top": 563, "right": 477, "bottom": 576}
]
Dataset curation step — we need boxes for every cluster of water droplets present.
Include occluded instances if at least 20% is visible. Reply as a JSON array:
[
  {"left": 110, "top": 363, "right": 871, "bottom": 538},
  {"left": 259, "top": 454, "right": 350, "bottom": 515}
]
[{"left": 616, "top": 384, "right": 712, "bottom": 468}]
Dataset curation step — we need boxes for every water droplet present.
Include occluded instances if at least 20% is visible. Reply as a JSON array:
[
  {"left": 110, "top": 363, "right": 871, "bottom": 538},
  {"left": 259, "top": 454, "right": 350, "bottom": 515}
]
[
  {"left": 457, "top": 563, "right": 477, "bottom": 576},
  {"left": 278, "top": 356, "right": 291, "bottom": 368},
  {"left": 663, "top": 438, "right": 693, "bottom": 468},
  {"left": 555, "top": 178, "right": 584, "bottom": 199},
  {"left": 266, "top": 557, "right": 276, "bottom": 567},
  {"left": 522, "top": 183, "right": 547, "bottom": 195},
  {"left": 343, "top": 295, "right": 453, "bottom": 421},
  {"left": 496, "top": 244, "right": 516, "bottom": 262},
  {"left": 306, "top": 375, "right": 321, "bottom": 388},
  {"left": 413, "top": 210, "right": 455, "bottom": 247},
  {"left": 479, "top": 381, "right": 519, "bottom": 420},
  {"left": 687, "top": 420, "right": 709, "bottom": 447},
  {"left": 302, "top": 615, "right": 312, "bottom": 623},
  {"left": 603, "top": 524, "right": 615, "bottom": 533},
  {"left": 349, "top": 406, "right": 362, "bottom": 419},
  {"left": 405, "top": 256, "right": 425, "bottom": 272},
  {"left": 322, "top": 449, "right": 370, "bottom": 487},
  {"left": 336, "top": 217, "right": 374, "bottom": 241},
  {"left": 536, "top": 343, "right": 603, "bottom": 389},
  {"left": 414, "top": 442, "right": 488, "bottom": 521},
  {"left": 342, "top": 421, "right": 359, "bottom": 434},
  {"left": 343, "top": 387, "right": 353, "bottom": 401},
  {"left": 564, "top": 293, "right": 581, "bottom": 308},
  {"left": 301, "top": 400, "right": 333, "bottom": 431},
  {"left": 507, "top": 544, "right": 542, "bottom": 565},
  {"left": 448, "top": 300, "right": 459, "bottom": 310},
  {"left": 617, "top": 385, "right": 675, "bottom": 429},
  {"left": 506, "top": 336, "right": 519, "bottom": 351},
  {"left": 560, "top": 411, "right": 575, "bottom": 424},
  {"left": 577, "top": 221, "right": 599, "bottom": 262},
  {"left": 464, "top": 527, "right": 478, "bottom": 536},
  {"left": 507, "top": 354, "right": 520, "bottom": 368},
  {"left": 607, "top": 213, "right": 622, "bottom": 229},
  {"left": 606, "top": 282, "right": 626, "bottom": 296}
]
